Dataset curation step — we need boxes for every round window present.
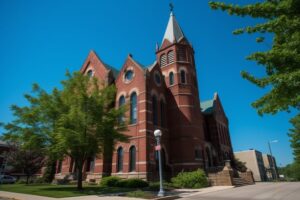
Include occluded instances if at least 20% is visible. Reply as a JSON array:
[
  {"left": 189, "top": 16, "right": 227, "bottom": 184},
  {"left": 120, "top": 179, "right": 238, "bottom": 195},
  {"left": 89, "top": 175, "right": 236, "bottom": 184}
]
[
  {"left": 125, "top": 70, "right": 134, "bottom": 81},
  {"left": 154, "top": 72, "right": 161, "bottom": 86},
  {"left": 87, "top": 70, "right": 93, "bottom": 78}
]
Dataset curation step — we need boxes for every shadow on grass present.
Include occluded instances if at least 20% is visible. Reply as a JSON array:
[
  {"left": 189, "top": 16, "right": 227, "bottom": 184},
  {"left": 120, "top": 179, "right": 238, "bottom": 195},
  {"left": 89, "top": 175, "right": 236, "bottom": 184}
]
[
  {"left": 0, "top": 184, "right": 136, "bottom": 198},
  {"left": 38, "top": 185, "right": 134, "bottom": 195}
]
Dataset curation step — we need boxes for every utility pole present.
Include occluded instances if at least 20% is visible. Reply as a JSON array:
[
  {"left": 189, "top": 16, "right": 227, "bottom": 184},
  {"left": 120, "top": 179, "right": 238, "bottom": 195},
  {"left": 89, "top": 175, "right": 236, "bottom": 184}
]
[{"left": 268, "top": 140, "right": 278, "bottom": 181}]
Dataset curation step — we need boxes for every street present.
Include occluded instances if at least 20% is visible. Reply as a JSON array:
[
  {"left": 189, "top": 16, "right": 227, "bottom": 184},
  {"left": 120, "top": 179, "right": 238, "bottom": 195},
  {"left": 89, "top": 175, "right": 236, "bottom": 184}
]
[{"left": 182, "top": 182, "right": 300, "bottom": 200}]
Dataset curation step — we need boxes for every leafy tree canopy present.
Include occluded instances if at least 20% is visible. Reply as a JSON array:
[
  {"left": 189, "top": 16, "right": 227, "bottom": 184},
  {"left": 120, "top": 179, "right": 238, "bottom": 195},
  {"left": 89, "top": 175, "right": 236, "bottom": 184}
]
[
  {"left": 209, "top": 0, "right": 300, "bottom": 115},
  {"left": 1, "top": 71, "right": 128, "bottom": 190},
  {"left": 289, "top": 114, "right": 300, "bottom": 163},
  {"left": 209, "top": 0, "right": 300, "bottom": 169}
]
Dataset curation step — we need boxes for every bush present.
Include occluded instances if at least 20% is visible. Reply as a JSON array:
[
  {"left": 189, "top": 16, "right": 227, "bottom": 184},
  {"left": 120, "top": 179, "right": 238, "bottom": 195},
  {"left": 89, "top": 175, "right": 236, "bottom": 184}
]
[
  {"left": 119, "top": 178, "right": 149, "bottom": 188},
  {"left": 171, "top": 169, "right": 208, "bottom": 188},
  {"left": 100, "top": 176, "right": 122, "bottom": 187},
  {"left": 16, "top": 179, "right": 27, "bottom": 184}
]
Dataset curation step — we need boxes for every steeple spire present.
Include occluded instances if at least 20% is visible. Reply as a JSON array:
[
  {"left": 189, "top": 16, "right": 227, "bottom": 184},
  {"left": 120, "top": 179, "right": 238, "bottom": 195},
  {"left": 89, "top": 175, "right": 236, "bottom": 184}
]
[{"left": 161, "top": 6, "right": 186, "bottom": 44}]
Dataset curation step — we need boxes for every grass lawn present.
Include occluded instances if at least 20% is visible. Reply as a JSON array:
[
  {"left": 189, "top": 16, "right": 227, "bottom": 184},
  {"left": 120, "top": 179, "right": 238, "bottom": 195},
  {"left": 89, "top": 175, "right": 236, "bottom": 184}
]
[{"left": 0, "top": 184, "right": 137, "bottom": 198}]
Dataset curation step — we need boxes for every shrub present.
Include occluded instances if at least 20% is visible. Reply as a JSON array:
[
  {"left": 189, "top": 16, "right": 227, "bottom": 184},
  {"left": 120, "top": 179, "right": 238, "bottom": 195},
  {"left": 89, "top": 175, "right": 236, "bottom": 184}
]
[
  {"left": 100, "top": 176, "right": 122, "bottom": 187},
  {"left": 16, "top": 179, "right": 27, "bottom": 184},
  {"left": 119, "top": 178, "right": 149, "bottom": 188},
  {"left": 171, "top": 169, "right": 208, "bottom": 188}
]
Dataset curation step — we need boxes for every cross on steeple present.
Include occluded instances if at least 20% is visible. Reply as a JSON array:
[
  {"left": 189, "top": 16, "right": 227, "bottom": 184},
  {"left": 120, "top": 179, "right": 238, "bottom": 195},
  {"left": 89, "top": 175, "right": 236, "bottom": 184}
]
[{"left": 169, "top": 3, "right": 174, "bottom": 12}]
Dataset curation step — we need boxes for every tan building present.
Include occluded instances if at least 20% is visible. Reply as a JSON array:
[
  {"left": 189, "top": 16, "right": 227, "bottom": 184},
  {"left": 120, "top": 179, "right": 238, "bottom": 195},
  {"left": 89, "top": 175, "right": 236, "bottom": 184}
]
[
  {"left": 262, "top": 154, "right": 278, "bottom": 181},
  {"left": 234, "top": 150, "right": 267, "bottom": 182}
]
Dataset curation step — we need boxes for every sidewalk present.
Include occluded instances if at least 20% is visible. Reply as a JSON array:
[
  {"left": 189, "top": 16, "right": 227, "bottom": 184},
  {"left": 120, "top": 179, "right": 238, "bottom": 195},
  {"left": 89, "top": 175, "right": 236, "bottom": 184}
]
[
  {"left": 173, "top": 186, "right": 234, "bottom": 198},
  {"left": 0, "top": 191, "right": 143, "bottom": 200},
  {"left": 0, "top": 186, "right": 234, "bottom": 200}
]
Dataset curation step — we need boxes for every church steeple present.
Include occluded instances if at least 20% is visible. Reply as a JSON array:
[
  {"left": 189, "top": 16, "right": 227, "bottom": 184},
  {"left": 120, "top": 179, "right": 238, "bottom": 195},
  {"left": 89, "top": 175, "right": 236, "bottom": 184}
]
[
  {"left": 155, "top": 5, "right": 205, "bottom": 172},
  {"left": 161, "top": 8, "right": 188, "bottom": 47}
]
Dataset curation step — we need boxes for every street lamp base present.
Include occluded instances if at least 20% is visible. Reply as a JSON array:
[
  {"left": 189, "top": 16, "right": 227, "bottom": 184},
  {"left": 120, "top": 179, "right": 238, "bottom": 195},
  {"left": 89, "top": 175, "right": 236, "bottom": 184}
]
[{"left": 157, "top": 189, "right": 165, "bottom": 197}]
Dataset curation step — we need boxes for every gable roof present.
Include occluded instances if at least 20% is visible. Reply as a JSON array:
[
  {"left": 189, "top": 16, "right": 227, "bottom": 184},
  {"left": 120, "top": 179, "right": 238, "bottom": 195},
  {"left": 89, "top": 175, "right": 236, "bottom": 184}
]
[
  {"left": 145, "top": 61, "right": 157, "bottom": 72},
  {"left": 103, "top": 62, "right": 119, "bottom": 78},
  {"left": 81, "top": 50, "right": 119, "bottom": 79},
  {"left": 201, "top": 92, "right": 228, "bottom": 120},
  {"left": 201, "top": 99, "right": 214, "bottom": 114}
]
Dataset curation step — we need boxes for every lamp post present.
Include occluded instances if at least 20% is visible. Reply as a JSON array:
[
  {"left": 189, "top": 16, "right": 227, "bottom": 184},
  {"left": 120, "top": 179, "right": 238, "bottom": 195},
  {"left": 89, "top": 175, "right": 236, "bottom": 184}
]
[
  {"left": 268, "top": 140, "right": 278, "bottom": 181},
  {"left": 154, "top": 129, "right": 165, "bottom": 197}
]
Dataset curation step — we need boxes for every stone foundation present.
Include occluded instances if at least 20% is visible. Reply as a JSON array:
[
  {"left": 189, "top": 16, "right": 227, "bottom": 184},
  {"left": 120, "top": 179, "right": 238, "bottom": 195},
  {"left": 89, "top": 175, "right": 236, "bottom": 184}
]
[
  {"left": 208, "top": 165, "right": 234, "bottom": 186},
  {"left": 111, "top": 172, "right": 147, "bottom": 180},
  {"left": 208, "top": 160, "right": 255, "bottom": 186},
  {"left": 239, "top": 170, "right": 255, "bottom": 184},
  {"left": 55, "top": 171, "right": 148, "bottom": 183}
]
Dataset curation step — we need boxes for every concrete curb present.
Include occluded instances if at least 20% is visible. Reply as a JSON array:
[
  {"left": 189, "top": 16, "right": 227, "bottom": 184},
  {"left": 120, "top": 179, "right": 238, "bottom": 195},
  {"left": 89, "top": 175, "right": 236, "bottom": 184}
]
[
  {"left": 152, "top": 186, "right": 235, "bottom": 200},
  {"left": 178, "top": 186, "right": 235, "bottom": 198}
]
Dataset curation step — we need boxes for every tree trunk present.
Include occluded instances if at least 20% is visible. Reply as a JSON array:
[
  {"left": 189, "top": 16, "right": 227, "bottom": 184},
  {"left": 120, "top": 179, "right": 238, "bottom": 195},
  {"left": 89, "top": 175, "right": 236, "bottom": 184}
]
[
  {"left": 76, "top": 162, "right": 84, "bottom": 190},
  {"left": 102, "top": 138, "right": 113, "bottom": 177}
]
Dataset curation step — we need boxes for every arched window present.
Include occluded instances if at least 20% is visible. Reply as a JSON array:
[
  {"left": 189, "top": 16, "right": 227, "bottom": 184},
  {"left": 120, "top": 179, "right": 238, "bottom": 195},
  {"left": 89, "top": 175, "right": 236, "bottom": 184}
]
[
  {"left": 152, "top": 95, "right": 158, "bottom": 126},
  {"left": 160, "top": 54, "right": 167, "bottom": 67},
  {"left": 118, "top": 95, "right": 125, "bottom": 123},
  {"left": 117, "top": 147, "right": 123, "bottom": 172},
  {"left": 87, "top": 70, "right": 93, "bottom": 78},
  {"left": 206, "top": 147, "right": 212, "bottom": 167},
  {"left": 69, "top": 158, "right": 74, "bottom": 172},
  {"left": 154, "top": 72, "right": 161, "bottom": 86},
  {"left": 130, "top": 92, "right": 137, "bottom": 124},
  {"left": 160, "top": 101, "right": 165, "bottom": 127},
  {"left": 169, "top": 72, "right": 174, "bottom": 85},
  {"left": 180, "top": 70, "right": 186, "bottom": 84},
  {"left": 195, "top": 147, "right": 202, "bottom": 160},
  {"left": 86, "top": 156, "right": 95, "bottom": 172},
  {"left": 57, "top": 160, "right": 62, "bottom": 173},
  {"left": 167, "top": 50, "right": 174, "bottom": 64},
  {"left": 129, "top": 146, "right": 136, "bottom": 172}
]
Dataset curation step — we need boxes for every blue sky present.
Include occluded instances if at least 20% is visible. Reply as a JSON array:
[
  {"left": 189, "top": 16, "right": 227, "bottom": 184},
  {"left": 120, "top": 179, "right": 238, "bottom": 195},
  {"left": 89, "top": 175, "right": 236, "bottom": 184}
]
[{"left": 0, "top": 0, "right": 295, "bottom": 166}]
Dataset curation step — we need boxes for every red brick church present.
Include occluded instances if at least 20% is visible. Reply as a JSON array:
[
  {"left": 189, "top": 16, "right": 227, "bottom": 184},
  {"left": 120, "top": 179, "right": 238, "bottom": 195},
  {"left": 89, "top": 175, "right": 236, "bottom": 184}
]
[{"left": 55, "top": 10, "right": 233, "bottom": 182}]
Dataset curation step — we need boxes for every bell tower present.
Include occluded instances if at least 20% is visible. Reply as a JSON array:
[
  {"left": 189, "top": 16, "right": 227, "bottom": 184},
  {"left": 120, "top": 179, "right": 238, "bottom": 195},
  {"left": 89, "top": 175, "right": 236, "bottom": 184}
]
[{"left": 156, "top": 10, "right": 206, "bottom": 172}]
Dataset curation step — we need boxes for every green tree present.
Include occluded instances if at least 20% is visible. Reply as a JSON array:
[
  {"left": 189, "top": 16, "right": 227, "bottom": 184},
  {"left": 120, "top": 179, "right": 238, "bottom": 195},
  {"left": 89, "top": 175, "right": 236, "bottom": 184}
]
[
  {"left": 52, "top": 72, "right": 127, "bottom": 190},
  {"left": 209, "top": 0, "right": 300, "bottom": 115},
  {"left": 1, "top": 84, "right": 64, "bottom": 183},
  {"left": 232, "top": 157, "right": 247, "bottom": 172},
  {"left": 209, "top": 0, "right": 300, "bottom": 172},
  {"left": 278, "top": 163, "right": 300, "bottom": 181},
  {"left": 5, "top": 144, "right": 45, "bottom": 184},
  {"left": 2, "top": 71, "right": 128, "bottom": 189},
  {"left": 288, "top": 115, "right": 300, "bottom": 164}
]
